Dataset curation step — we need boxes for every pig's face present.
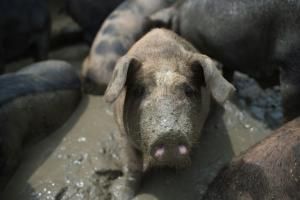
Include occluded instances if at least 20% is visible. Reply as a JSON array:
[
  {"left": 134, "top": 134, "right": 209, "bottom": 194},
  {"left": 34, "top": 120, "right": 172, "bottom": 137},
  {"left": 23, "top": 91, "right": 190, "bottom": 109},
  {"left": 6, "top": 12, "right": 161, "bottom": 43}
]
[
  {"left": 105, "top": 53, "right": 235, "bottom": 170},
  {"left": 123, "top": 60, "right": 211, "bottom": 169}
]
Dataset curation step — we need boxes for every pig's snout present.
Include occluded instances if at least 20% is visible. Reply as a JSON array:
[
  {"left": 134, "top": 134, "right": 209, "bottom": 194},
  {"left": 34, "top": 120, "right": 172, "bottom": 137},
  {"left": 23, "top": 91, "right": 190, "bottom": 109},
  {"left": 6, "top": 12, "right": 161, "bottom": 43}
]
[
  {"left": 152, "top": 143, "right": 189, "bottom": 159},
  {"left": 150, "top": 133, "right": 190, "bottom": 164}
]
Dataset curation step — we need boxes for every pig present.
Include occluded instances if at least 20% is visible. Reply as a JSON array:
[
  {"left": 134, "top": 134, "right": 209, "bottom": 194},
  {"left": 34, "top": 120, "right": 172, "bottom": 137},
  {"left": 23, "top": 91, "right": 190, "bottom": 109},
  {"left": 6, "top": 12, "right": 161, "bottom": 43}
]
[
  {"left": 81, "top": 0, "right": 177, "bottom": 94},
  {"left": 65, "top": 0, "right": 124, "bottom": 44},
  {"left": 149, "top": 0, "right": 300, "bottom": 121},
  {"left": 104, "top": 28, "right": 235, "bottom": 200},
  {"left": 0, "top": 0, "right": 50, "bottom": 74},
  {"left": 203, "top": 117, "right": 300, "bottom": 200},
  {"left": 0, "top": 60, "right": 82, "bottom": 191}
]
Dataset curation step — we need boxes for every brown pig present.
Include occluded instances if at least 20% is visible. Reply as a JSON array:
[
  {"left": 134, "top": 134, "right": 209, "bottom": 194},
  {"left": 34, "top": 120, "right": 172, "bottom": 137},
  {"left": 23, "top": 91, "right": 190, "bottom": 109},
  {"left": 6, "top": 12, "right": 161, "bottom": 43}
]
[
  {"left": 203, "top": 117, "right": 300, "bottom": 200},
  {"left": 81, "top": 0, "right": 177, "bottom": 94},
  {"left": 104, "top": 28, "right": 235, "bottom": 200}
]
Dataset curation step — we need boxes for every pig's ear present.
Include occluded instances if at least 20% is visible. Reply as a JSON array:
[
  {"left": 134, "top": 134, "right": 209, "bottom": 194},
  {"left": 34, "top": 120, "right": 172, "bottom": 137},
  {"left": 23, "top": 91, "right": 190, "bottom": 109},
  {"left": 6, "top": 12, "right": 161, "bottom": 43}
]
[
  {"left": 148, "top": 6, "right": 177, "bottom": 29},
  {"left": 104, "top": 56, "right": 140, "bottom": 103},
  {"left": 191, "top": 54, "right": 236, "bottom": 104}
]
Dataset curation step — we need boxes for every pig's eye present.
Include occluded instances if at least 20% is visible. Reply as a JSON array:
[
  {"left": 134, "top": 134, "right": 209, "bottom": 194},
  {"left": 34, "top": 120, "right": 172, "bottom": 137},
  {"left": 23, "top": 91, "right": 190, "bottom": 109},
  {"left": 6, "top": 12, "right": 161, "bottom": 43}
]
[
  {"left": 184, "top": 84, "right": 198, "bottom": 98},
  {"left": 132, "top": 85, "right": 146, "bottom": 98}
]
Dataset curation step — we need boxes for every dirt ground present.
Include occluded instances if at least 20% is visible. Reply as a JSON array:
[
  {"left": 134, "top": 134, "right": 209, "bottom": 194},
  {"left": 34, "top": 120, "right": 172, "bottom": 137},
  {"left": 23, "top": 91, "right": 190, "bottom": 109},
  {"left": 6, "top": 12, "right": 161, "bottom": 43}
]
[
  {"left": 3, "top": 95, "right": 272, "bottom": 200},
  {"left": 1, "top": 0, "right": 284, "bottom": 199}
]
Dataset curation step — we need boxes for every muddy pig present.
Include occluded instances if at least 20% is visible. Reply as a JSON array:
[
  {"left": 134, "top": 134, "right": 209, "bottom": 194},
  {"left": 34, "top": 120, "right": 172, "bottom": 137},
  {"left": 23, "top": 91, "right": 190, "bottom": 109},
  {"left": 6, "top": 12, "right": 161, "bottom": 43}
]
[
  {"left": 150, "top": 0, "right": 300, "bottom": 121},
  {"left": 0, "top": 0, "right": 50, "bottom": 74},
  {"left": 104, "top": 28, "right": 235, "bottom": 200},
  {"left": 65, "top": 0, "right": 124, "bottom": 44},
  {"left": 81, "top": 0, "right": 177, "bottom": 94},
  {"left": 0, "top": 60, "right": 82, "bottom": 191},
  {"left": 203, "top": 117, "right": 300, "bottom": 200}
]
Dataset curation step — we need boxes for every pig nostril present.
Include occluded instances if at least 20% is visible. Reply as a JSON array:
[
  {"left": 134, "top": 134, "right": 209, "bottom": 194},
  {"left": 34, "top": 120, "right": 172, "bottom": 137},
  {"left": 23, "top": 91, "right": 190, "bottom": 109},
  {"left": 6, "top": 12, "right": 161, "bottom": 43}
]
[
  {"left": 153, "top": 145, "right": 165, "bottom": 159},
  {"left": 178, "top": 145, "right": 188, "bottom": 155}
]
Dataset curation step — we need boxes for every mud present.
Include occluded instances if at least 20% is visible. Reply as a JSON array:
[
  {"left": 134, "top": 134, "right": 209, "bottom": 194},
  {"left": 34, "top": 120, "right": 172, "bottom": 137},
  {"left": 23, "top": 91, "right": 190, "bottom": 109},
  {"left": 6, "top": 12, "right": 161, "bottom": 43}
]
[
  {"left": 2, "top": 94, "right": 272, "bottom": 200},
  {"left": 2, "top": 96, "right": 121, "bottom": 200},
  {"left": 233, "top": 72, "right": 282, "bottom": 129}
]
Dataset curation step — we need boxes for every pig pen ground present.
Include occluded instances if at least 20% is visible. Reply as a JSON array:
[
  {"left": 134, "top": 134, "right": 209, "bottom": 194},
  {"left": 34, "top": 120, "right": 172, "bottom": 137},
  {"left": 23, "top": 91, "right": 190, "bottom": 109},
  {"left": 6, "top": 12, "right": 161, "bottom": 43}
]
[{"left": 2, "top": 1, "right": 283, "bottom": 200}]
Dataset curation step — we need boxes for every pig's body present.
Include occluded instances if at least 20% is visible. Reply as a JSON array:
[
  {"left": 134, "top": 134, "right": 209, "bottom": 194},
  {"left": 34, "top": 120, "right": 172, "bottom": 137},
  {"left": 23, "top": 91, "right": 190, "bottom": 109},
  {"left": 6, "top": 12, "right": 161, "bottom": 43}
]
[
  {"left": 65, "top": 0, "right": 124, "bottom": 44},
  {"left": 81, "top": 0, "right": 176, "bottom": 94},
  {"left": 104, "top": 28, "right": 235, "bottom": 200},
  {"left": 0, "top": 0, "right": 50, "bottom": 73},
  {"left": 150, "top": 0, "right": 300, "bottom": 120},
  {"left": 0, "top": 60, "right": 82, "bottom": 190},
  {"left": 204, "top": 117, "right": 300, "bottom": 200}
]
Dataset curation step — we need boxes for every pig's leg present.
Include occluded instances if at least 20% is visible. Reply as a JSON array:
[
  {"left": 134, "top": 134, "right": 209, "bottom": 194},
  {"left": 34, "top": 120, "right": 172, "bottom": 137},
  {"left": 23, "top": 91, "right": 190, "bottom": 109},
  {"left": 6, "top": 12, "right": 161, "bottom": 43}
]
[
  {"left": 280, "top": 51, "right": 300, "bottom": 121},
  {"left": 110, "top": 131, "right": 143, "bottom": 200}
]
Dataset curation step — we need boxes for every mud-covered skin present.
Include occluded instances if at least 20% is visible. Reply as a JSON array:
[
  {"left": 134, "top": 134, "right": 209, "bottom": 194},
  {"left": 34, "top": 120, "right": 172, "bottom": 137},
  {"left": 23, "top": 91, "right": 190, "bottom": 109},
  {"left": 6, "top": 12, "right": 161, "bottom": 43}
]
[
  {"left": 0, "top": 60, "right": 82, "bottom": 191},
  {"left": 104, "top": 28, "right": 235, "bottom": 200},
  {"left": 150, "top": 0, "right": 300, "bottom": 121},
  {"left": 65, "top": 0, "right": 124, "bottom": 44},
  {"left": 0, "top": 0, "right": 50, "bottom": 74},
  {"left": 81, "top": 0, "right": 177, "bottom": 94},
  {"left": 204, "top": 117, "right": 300, "bottom": 200}
]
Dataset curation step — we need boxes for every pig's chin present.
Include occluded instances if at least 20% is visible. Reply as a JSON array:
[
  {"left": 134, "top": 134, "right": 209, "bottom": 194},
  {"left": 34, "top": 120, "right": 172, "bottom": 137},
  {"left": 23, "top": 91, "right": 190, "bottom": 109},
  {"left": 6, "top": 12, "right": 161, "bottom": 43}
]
[{"left": 142, "top": 154, "right": 192, "bottom": 172}]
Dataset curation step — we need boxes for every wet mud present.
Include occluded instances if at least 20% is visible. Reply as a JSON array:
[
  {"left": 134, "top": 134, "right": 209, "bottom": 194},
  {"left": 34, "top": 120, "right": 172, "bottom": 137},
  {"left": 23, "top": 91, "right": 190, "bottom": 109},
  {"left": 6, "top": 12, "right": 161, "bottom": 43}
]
[{"left": 2, "top": 95, "right": 272, "bottom": 200}]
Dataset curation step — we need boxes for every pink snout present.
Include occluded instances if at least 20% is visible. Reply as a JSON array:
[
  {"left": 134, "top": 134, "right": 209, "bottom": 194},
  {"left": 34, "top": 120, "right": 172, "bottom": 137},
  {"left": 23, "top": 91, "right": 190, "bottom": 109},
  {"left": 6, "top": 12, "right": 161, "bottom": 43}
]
[{"left": 151, "top": 143, "right": 190, "bottom": 161}]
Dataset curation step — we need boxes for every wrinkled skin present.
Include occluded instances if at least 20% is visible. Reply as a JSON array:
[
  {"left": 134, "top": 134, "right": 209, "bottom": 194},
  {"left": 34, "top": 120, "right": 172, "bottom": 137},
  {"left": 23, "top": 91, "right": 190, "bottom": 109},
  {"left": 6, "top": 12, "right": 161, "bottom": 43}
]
[
  {"left": 150, "top": 0, "right": 300, "bottom": 121},
  {"left": 0, "top": 60, "right": 82, "bottom": 191},
  {"left": 65, "top": 0, "right": 124, "bottom": 44},
  {"left": 104, "top": 28, "right": 235, "bottom": 200},
  {"left": 204, "top": 117, "right": 300, "bottom": 200},
  {"left": 81, "top": 0, "right": 177, "bottom": 94},
  {"left": 0, "top": 0, "right": 50, "bottom": 73}
]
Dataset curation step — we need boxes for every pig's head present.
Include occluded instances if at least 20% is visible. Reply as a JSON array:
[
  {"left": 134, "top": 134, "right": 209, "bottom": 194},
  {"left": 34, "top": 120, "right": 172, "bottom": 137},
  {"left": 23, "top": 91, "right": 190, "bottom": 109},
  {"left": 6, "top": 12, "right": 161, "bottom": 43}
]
[{"left": 104, "top": 30, "right": 235, "bottom": 170}]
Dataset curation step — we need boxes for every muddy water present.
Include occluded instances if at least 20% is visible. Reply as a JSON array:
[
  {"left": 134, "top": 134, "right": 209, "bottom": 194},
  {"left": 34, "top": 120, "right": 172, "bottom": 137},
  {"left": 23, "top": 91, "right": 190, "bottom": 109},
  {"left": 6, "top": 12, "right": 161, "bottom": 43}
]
[
  {"left": 2, "top": 94, "right": 271, "bottom": 200},
  {"left": 3, "top": 96, "right": 121, "bottom": 200}
]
